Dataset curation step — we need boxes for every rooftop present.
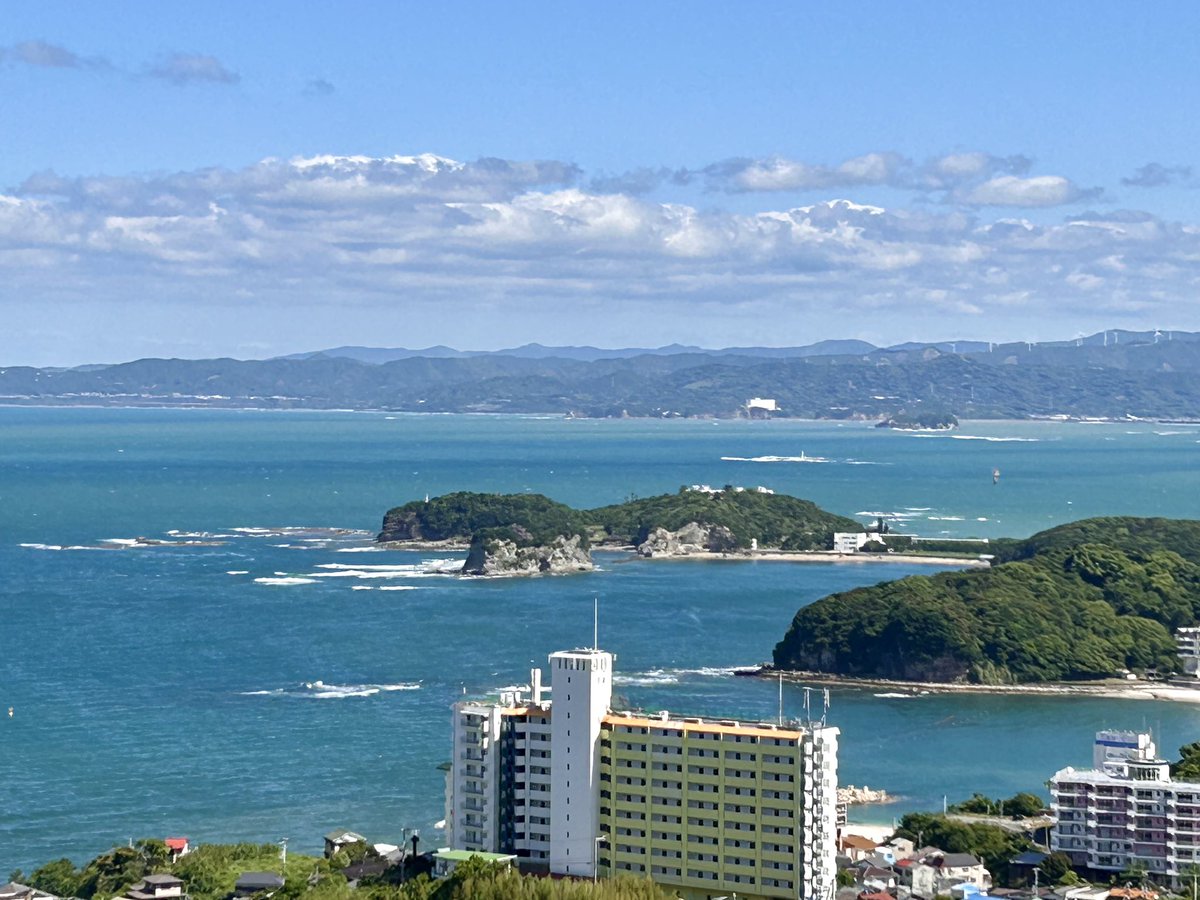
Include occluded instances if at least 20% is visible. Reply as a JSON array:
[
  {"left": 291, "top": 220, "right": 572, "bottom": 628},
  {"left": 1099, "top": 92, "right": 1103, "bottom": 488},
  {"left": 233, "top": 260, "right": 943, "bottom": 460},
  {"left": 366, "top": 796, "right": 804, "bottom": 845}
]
[
  {"left": 603, "top": 709, "right": 819, "bottom": 740},
  {"left": 434, "top": 850, "right": 517, "bottom": 863}
]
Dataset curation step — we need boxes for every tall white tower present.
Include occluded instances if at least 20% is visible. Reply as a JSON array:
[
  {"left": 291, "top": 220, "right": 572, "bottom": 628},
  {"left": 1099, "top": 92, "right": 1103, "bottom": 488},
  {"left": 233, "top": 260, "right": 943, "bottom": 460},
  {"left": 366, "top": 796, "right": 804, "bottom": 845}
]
[{"left": 548, "top": 648, "right": 613, "bottom": 877}]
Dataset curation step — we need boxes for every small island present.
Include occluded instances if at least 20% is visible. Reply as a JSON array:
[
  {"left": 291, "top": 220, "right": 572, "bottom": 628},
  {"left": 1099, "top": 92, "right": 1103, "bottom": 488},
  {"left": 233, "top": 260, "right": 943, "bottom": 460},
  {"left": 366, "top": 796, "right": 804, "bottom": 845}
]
[
  {"left": 377, "top": 487, "right": 863, "bottom": 576},
  {"left": 773, "top": 515, "right": 1200, "bottom": 684},
  {"left": 876, "top": 409, "right": 959, "bottom": 430}
]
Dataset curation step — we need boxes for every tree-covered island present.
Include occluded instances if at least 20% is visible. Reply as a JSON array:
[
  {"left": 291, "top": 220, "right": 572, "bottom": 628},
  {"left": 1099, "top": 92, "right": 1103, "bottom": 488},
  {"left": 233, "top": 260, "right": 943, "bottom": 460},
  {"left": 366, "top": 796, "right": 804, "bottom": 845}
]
[
  {"left": 773, "top": 516, "right": 1200, "bottom": 684},
  {"left": 377, "top": 488, "right": 863, "bottom": 575},
  {"left": 875, "top": 409, "right": 960, "bottom": 430}
]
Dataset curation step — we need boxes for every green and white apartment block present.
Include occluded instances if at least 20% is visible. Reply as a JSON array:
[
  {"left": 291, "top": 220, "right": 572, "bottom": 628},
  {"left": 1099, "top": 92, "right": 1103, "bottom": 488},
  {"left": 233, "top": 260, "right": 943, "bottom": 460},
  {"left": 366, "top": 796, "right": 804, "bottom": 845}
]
[{"left": 446, "top": 648, "right": 840, "bottom": 900}]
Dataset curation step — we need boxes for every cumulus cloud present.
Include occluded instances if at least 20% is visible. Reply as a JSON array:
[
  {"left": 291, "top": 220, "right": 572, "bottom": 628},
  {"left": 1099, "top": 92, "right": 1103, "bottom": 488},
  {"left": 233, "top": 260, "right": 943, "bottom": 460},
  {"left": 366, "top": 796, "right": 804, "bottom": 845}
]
[
  {"left": 961, "top": 174, "right": 1103, "bottom": 208},
  {"left": 2, "top": 152, "right": 1197, "bottom": 345},
  {"left": 1, "top": 39, "right": 108, "bottom": 70},
  {"left": 303, "top": 78, "right": 335, "bottom": 97},
  {"left": 1122, "top": 163, "right": 1193, "bottom": 188},
  {"left": 705, "top": 151, "right": 1033, "bottom": 193},
  {"left": 148, "top": 53, "right": 239, "bottom": 85}
]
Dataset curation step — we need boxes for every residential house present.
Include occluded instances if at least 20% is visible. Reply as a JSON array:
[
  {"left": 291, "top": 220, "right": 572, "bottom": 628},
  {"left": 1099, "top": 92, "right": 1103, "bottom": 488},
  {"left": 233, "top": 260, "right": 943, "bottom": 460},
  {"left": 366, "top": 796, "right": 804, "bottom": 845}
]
[
  {"left": 124, "top": 874, "right": 184, "bottom": 900},
  {"left": 0, "top": 884, "right": 57, "bottom": 900},
  {"left": 164, "top": 838, "right": 191, "bottom": 863},
  {"left": 839, "top": 835, "right": 881, "bottom": 863},
  {"left": 324, "top": 830, "right": 366, "bottom": 859},
  {"left": 432, "top": 850, "right": 516, "bottom": 879},
  {"left": 907, "top": 851, "right": 991, "bottom": 899},
  {"left": 233, "top": 873, "right": 285, "bottom": 898}
]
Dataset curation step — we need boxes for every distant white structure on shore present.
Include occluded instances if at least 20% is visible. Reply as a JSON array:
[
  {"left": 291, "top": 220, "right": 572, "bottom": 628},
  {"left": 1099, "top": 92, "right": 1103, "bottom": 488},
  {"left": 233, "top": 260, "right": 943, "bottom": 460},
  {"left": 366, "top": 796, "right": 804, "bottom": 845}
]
[
  {"left": 747, "top": 397, "right": 778, "bottom": 414},
  {"left": 833, "top": 532, "right": 873, "bottom": 554}
]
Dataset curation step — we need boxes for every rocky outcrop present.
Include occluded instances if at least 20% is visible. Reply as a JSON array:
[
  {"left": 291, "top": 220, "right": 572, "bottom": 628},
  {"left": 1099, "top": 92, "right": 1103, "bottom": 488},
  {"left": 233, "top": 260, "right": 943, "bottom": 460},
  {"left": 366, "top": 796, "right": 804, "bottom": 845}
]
[
  {"left": 461, "top": 534, "right": 593, "bottom": 576},
  {"left": 838, "top": 785, "right": 894, "bottom": 806},
  {"left": 636, "top": 522, "right": 740, "bottom": 557}
]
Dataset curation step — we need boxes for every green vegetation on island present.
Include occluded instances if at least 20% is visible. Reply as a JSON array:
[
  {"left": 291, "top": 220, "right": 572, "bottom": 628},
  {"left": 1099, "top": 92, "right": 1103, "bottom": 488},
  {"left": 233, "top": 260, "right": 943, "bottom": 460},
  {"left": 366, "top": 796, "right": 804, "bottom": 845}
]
[
  {"left": 378, "top": 488, "right": 862, "bottom": 553},
  {"left": 773, "top": 516, "right": 1200, "bottom": 683},
  {"left": 11, "top": 842, "right": 670, "bottom": 900},
  {"left": 379, "top": 492, "right": 593, "bottom": 549}
]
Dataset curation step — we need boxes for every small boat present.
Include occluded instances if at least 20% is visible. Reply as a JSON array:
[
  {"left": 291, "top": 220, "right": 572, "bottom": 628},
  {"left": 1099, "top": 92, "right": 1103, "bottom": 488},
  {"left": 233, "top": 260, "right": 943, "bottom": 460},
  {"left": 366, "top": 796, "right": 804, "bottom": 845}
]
[{"left": 992, "top": 468, "right": 1001, "bottom": 485}]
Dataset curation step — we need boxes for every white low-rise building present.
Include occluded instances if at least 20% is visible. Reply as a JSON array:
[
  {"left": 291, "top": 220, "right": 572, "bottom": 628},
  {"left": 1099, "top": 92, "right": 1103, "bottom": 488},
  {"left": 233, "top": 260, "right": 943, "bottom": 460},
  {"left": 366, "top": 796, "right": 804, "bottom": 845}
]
[{"left": 833, "top": 533, "right": 871, "bottom": 554}]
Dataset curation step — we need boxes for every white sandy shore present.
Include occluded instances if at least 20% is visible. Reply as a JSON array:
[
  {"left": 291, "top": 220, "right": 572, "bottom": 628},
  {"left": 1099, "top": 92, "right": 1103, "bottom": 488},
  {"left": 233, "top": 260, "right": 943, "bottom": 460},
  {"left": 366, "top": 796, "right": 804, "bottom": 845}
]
[
  {"left": 768, "top": 670, "right": 1200, "bottom": 704},
  {"left": 644, "top": 549, "right": 989, "bottom": 567}
]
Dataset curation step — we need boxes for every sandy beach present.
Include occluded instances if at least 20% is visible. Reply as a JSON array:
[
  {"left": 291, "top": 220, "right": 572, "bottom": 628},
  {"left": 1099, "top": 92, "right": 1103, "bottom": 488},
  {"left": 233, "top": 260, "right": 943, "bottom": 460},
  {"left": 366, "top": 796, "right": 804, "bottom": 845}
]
[
  {"left": 761, "top": 670, "right": 1200, "bottom": 704},
  {"left": 660, "top": 548, "right": 990, "bottom": 568}
]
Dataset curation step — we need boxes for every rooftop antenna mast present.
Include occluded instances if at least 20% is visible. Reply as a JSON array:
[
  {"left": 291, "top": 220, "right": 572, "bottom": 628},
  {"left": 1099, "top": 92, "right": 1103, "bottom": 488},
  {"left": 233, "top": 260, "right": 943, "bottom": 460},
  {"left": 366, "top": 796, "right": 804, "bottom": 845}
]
[
  {"left": 778, "top": 673, "right": 784, "bottom": 726},
  {"left": 593, "top": 596, "right": 599, "bottom": 650}
]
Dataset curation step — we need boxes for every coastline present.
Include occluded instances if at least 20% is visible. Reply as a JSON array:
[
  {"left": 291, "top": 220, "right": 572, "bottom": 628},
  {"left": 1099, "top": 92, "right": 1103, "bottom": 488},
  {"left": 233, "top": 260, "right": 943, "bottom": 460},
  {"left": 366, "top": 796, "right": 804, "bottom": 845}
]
[
  {"left": 761, "top": 670, "right": 1200, "bottom": 704},
  {"left": 633, "top": 548, "right": 989, "bottom": 567},
  {"left": 378, "top": 540, "right": 988, "bottom": 568}
]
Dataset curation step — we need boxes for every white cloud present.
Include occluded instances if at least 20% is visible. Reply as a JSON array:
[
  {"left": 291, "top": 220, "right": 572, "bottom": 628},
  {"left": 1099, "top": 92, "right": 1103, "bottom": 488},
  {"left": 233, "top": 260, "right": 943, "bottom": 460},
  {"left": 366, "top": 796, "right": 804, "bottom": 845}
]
[
  {"left": 3, "top": 152, "right": 1199, "bottom": 357},
  {"left": 963, "top": 174, "right": 1101, "bottom": 208},
  {"left": 148, "top": 53, "right": 239, "bottom": 85}
]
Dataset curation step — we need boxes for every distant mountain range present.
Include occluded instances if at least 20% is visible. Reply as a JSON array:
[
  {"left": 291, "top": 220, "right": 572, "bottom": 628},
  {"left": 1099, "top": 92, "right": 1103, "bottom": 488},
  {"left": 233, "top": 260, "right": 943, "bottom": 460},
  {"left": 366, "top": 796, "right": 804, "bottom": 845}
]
[
  {"left": 4, "top": 329, "right": 1200, "bottom": 419},
  {"left": 276, "top": 339, "right": 880, "bottom": 363}
]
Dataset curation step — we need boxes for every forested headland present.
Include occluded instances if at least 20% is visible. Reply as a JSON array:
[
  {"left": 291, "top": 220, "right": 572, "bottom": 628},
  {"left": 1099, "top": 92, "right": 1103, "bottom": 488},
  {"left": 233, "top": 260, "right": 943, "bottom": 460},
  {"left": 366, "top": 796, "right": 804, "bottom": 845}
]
[{"left": 774, "top": 517, "right": 1200, "bottom": 684}]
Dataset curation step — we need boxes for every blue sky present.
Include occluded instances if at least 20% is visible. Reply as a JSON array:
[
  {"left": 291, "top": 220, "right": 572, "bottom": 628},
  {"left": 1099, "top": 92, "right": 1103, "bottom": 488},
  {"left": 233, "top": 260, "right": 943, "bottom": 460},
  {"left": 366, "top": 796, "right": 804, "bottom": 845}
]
[{"left": 3, "top": 2, "right": 1200, "bottom": 364}]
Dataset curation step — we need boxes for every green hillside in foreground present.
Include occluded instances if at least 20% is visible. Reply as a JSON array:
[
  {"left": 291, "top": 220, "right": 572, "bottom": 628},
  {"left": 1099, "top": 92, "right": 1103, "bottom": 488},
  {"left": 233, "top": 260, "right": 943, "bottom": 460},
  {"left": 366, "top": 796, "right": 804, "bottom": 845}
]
[
  {"left": 774, "top": 517, "right": 1200, "bottom": 684},
  {"left": 378, "top": 488, "right": 862, "bottom": 551}
]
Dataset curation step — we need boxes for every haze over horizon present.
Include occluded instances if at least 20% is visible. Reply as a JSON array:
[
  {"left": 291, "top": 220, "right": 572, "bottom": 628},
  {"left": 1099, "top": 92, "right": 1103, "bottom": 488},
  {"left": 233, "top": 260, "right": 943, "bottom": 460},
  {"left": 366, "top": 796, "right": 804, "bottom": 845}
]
[{"left": 5, "top": 2, "right": 1200, "bottom": 366}]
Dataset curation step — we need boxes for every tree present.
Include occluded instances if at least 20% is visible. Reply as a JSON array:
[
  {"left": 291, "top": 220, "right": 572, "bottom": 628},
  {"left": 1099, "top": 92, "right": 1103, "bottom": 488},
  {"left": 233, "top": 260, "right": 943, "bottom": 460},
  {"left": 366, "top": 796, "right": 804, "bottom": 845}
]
[
  {"left": 1039, "top": 852, "right": 1074, "bottom": 884},
  {"left": 28, "top": 859, "right": 83, "bottom": 898}
]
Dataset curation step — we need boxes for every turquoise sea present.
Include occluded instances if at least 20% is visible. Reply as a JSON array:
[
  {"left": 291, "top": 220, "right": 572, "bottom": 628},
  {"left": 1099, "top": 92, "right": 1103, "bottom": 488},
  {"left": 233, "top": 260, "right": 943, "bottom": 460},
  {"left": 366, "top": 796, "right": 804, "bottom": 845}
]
[{"left": 3, "top": 409, "right": 1200, "bottom": 873}]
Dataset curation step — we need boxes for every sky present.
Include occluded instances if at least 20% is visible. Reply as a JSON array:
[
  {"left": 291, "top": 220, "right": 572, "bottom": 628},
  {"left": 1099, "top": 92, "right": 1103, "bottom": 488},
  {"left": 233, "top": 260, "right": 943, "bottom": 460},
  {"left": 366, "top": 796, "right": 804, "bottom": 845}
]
[{"left": 3, "top": 2, "right": 1200, "bottom": 365}]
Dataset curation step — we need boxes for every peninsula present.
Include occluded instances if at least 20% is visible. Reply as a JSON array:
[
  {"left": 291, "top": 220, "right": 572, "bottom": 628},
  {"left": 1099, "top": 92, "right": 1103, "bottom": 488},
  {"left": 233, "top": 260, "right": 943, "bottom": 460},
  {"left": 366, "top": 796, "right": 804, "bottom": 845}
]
[
  {"left": 773, "top": 516, "right": 1200, "bottom": 685},
  {"left": 377, "top": 487, "right": 864, "bottom": 575}
]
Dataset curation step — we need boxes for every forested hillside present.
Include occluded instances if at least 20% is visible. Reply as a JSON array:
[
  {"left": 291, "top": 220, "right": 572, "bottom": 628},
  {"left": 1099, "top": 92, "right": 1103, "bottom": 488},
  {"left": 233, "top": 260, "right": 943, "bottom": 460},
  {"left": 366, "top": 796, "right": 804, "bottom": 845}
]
[
  {"left": 773, "top": 517, "right": 1200, "bottom": 684},
  {"left": 378, "top": 488, "right": 861, "bottom": 552}
]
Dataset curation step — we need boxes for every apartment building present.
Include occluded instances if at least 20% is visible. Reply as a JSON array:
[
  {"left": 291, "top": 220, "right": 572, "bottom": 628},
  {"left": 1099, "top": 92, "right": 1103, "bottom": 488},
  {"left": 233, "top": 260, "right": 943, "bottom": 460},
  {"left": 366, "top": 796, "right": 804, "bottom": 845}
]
[
  {"left": 1176, "top": 627, "right": 1200, "bottom": 677},
  {"left": 446, "top": 647, "right": 840, "bottom": 900},
  {"left": 1050, "top": 729, "right": 1200, "bottom": 887}
]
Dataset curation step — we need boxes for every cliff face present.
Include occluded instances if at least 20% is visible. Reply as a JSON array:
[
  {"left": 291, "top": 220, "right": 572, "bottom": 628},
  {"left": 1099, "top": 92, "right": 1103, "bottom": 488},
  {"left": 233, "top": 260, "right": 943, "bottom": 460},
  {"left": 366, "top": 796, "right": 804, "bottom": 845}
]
[
  {"left": 636, "top": 522, "right": 739, "bottom": 557},
  {"left": 461, "top": 534, "right": 594, "bottom": 576},
  {"left": 378, "top": 508, "right": 428, "bottom": 542}
]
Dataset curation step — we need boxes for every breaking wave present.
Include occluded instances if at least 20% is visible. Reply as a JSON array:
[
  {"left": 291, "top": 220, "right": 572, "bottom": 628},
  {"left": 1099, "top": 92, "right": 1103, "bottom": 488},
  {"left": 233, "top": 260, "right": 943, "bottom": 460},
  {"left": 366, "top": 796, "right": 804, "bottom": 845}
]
[
  {"left": 240, "top": 680, "right": 421, "bottom": 700},
  {"left": 614, "top": 665, "right": 751, "bottom": 687},
  {"left": 949, "top": 435, "right": 1039, "bottom": 442},
  {"left": 253, "top": 576, "right": 318, "bottom": 586},
  {"left": 721, "top": 454, "right": 830, "bottom": 463}
]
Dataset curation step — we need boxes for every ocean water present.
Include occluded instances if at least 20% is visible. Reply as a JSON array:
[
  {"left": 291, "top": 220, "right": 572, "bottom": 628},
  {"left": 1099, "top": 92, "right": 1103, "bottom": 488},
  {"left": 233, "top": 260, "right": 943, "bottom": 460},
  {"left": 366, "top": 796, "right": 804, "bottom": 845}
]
[{"left": 3, "top": 409, "right": 1200, "bottom": 873}]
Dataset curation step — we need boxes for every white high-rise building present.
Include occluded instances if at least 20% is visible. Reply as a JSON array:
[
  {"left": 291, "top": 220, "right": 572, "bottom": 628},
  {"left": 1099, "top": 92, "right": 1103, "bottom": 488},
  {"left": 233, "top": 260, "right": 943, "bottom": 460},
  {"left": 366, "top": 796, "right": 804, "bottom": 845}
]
[
  {"left": 1051, "top": 729, "right": 1200, "bottom": 888},
  {"left": 445, "top": 647, "right": 840, "bottom": 900},
  {"left": 548, "top": 649, "right": 612, "bottom": 877}
]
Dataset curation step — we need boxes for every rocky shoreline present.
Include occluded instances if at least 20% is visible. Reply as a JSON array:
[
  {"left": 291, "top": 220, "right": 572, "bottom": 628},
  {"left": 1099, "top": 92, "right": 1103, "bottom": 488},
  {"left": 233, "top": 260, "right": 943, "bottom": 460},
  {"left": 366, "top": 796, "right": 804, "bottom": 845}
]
[{"left": 377, "top": 526, "right": 988, "bottom": 577}]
